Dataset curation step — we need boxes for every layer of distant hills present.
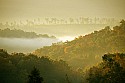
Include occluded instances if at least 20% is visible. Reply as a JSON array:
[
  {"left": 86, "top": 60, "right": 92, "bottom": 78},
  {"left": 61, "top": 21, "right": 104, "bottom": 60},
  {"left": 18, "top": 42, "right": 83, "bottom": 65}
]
[{"left": 0, "top": 28, "right": 56, "bottom": 38}]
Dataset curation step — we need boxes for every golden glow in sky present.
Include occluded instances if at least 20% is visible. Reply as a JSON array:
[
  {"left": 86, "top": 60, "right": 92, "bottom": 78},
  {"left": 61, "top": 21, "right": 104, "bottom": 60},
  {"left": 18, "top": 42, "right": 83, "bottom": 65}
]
[{"left": 0, "top": 0, "right": 125, "bottom": 22}]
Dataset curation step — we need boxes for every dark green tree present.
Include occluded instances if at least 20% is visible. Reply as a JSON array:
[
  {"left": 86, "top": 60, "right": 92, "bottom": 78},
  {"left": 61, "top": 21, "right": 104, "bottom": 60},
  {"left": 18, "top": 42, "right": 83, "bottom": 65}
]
[{"left": 27, "top": 67, "right": 43, "bottom": 83}]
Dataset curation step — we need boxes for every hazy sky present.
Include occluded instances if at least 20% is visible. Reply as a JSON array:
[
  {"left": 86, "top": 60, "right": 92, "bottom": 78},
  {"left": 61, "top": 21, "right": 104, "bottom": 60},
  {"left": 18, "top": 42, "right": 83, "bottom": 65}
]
[{"left": 0, "top": 0, "right": 125, "bottom": 21}]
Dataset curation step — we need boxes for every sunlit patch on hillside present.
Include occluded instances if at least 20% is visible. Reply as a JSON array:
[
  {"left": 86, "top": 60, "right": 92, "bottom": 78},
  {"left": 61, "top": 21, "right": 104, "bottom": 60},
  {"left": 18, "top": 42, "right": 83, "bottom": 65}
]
[{"left": 58, "top": 36, "right": 75, "bottom": 42}]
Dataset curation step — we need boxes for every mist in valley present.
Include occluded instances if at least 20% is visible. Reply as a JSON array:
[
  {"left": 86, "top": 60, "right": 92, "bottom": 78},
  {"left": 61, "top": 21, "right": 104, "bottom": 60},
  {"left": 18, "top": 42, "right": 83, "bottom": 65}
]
[{"left": 0, "top": 38, "right": 60, "bottom": 53}]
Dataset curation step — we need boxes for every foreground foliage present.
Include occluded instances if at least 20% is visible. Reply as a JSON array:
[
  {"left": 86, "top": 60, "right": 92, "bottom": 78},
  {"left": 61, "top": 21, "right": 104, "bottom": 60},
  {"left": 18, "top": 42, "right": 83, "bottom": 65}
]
[
  {"left": 85, "top": 53, "right": 125, "bottom": 83},
  {"left": 0, "top": 49, "right": 82, "bottom": 83}
]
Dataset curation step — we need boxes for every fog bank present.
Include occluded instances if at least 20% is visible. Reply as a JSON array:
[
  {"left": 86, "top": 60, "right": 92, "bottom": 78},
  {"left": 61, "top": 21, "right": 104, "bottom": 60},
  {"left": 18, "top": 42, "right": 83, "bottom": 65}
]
[{"left": 0, "top": 38, "right": 59, "bottom": 53}]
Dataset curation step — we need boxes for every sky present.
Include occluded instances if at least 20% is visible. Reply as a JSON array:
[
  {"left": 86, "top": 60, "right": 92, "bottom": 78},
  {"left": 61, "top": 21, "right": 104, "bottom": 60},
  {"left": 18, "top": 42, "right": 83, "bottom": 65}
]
[{"left": 0, "top": 0, "right": 125, "bottom": 22}]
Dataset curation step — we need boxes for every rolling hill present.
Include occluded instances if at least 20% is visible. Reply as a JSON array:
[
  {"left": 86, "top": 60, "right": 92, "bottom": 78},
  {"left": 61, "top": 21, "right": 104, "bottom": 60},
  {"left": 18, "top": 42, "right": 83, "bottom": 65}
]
[{"left": 34, "top": 20, "right": 125, "bottom": 69}]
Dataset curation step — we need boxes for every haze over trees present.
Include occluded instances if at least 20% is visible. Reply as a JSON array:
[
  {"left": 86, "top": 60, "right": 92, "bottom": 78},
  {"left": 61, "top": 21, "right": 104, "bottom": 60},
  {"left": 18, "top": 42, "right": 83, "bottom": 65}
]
[
  {"left": 0, "top": 17, "right": 121, "bottom": 37},
  {"left": 0, "top": 17, "right": 120, "bottom": 26}
]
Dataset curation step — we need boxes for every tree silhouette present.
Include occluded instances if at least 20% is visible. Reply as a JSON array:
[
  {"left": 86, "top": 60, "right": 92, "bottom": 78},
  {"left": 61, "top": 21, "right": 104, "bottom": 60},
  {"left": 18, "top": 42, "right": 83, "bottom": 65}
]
[
  {"left": 27, "top": 67, "right": 43, "bottom": 83},
  {"left": 65, "top": 74, "right": 71, "bottom": 83}
]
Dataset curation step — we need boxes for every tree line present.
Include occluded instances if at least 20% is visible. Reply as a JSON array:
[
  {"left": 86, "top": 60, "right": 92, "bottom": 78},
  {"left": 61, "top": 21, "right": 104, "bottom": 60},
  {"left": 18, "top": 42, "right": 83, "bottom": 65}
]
[{"left": 0, "top": 17, "right": 120, "bottom": 26}]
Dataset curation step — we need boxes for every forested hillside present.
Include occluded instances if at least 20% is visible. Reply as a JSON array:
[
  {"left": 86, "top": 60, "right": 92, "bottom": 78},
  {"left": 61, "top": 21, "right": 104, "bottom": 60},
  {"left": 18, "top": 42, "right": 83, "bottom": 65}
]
[
  {"left": 0, "top": 49, "right": 82, "bottom": 83},
  {"left": 34, "top": 20, "right": 125, "bottom": 69}
]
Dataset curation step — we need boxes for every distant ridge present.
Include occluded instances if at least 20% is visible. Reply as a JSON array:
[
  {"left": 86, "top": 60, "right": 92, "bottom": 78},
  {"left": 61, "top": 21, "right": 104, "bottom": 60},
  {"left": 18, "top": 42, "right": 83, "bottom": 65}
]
[{"left": 0, "top": 28, "right": 56, "bottom": 38}]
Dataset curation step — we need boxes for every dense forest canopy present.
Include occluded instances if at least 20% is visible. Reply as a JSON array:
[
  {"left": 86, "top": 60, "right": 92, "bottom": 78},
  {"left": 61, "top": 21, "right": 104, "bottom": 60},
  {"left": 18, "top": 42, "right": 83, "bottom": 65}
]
[
  {"left": 34, "top": 20, "right": 125, "bottom": 69},
  {"left": 0, "top": 28, "right": 56, "bottom": 38}
]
